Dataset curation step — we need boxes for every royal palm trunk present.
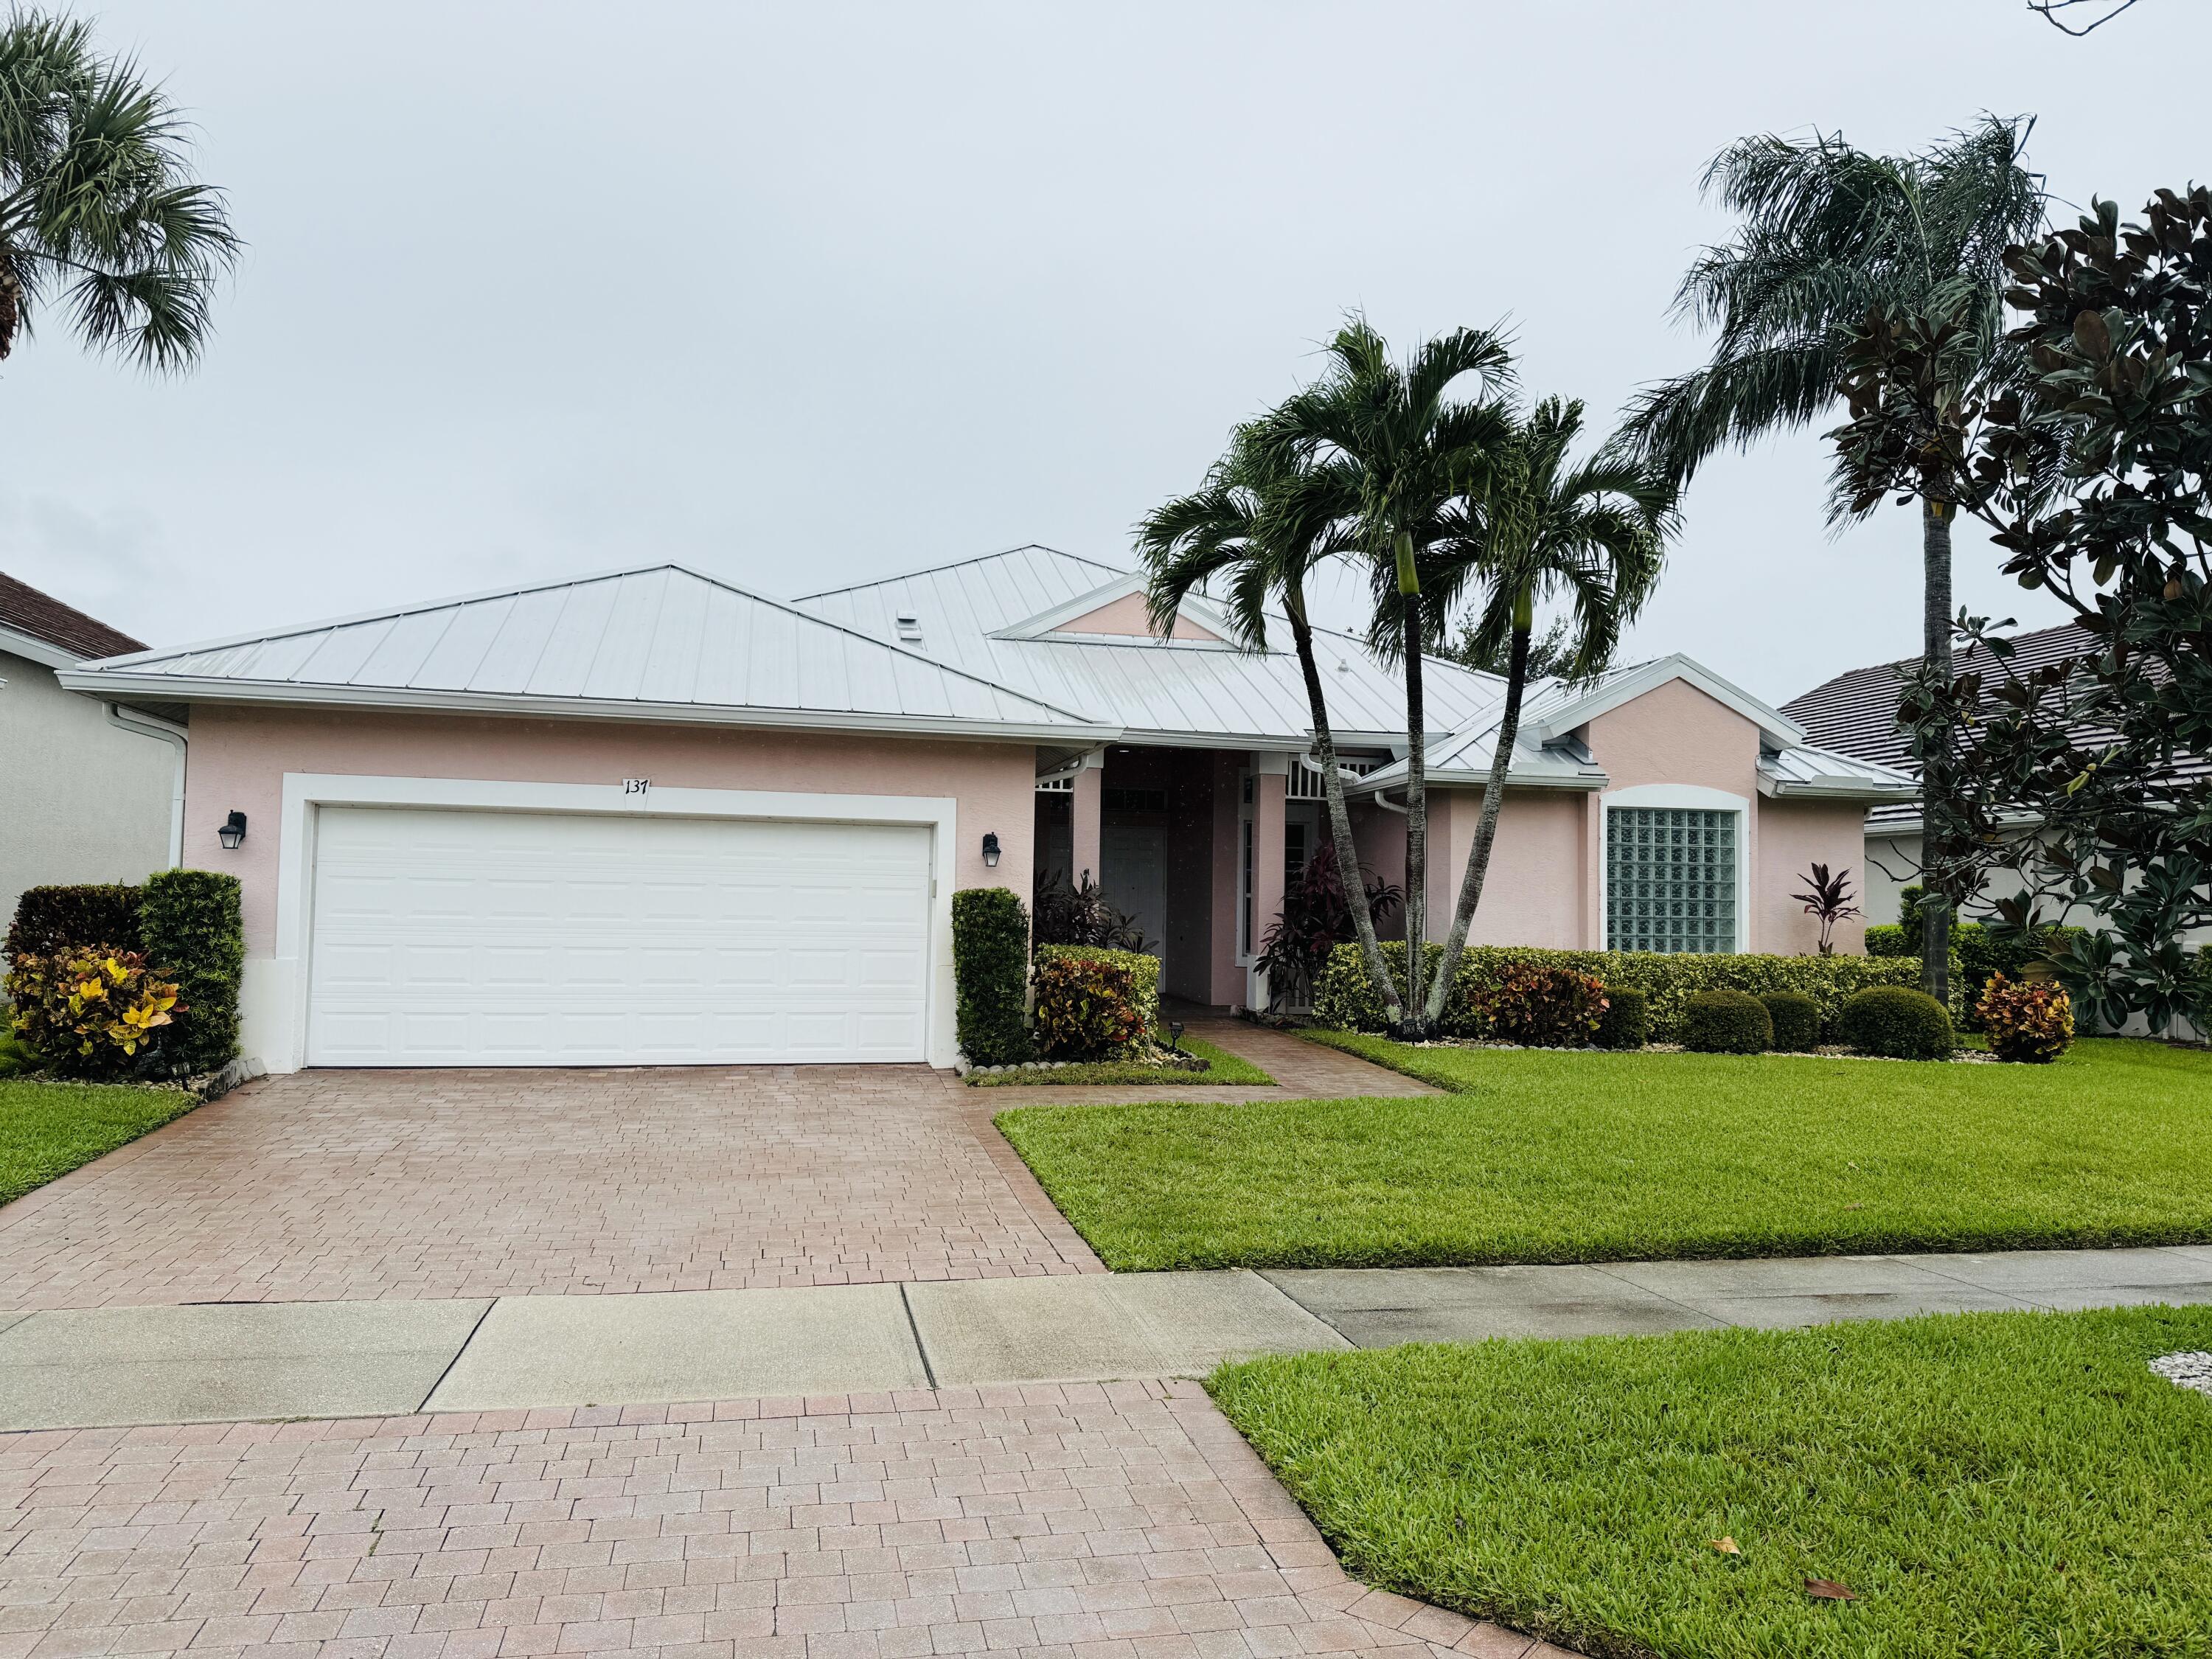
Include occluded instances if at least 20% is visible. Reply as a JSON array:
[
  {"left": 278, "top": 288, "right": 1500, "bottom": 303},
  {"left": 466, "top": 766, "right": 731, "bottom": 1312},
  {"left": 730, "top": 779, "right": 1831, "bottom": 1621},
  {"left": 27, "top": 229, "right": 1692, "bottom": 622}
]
[
  {"left": 1396, "top": 530, "right": 1429, "bottom": 1031},
  {"left": 1284, "top": 583, "right": 1402, "bottom": 1023},
  {"left": 1425, "top": 584, "right": 1534, "bottom": 1027}
]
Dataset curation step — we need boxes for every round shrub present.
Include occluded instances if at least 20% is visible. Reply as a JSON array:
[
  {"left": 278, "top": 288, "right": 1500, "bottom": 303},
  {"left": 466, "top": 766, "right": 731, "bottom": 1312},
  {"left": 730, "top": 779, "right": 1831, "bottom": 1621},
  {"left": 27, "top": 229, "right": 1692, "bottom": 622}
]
[
  {"left": 1593, "top": 986, "right": 1649, "bottom": 1050},
  {"left": 1976, "top": 972, "right": 2074, "bottom": 1062},
  {"left": 1839, "top": 985, "right": 1955, "bottom": 1060},
  {"left": 1681, "top": 988, "right": 1772, "bottom": 1054},
  {"left": 1760, "top": 990, "right": 1821, "bottom": 1053}
]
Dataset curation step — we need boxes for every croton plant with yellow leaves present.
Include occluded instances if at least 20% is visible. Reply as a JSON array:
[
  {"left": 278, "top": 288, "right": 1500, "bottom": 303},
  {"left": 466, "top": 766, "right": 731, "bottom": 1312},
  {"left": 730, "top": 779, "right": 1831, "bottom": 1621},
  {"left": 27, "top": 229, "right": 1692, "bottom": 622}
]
[{"left": 4, "top": 947, "right": 183, "bottom": 1081}]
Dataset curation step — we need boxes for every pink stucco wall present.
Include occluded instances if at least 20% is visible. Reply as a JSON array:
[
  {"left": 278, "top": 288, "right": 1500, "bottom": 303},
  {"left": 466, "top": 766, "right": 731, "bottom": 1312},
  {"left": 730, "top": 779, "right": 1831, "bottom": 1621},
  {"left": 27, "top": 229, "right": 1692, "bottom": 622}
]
[
  {"left": 1050, "top": 592, "right": 1222, "bottom": 641},
  {"left": 183, "top": 704, "right": 1038, "bottom": 954},
  {"left": 1329, "top": 678, "right": 1871, "bottom": 959},
  {"left": 1757, "top": 796, "right": 1872, "bottom": 956}
]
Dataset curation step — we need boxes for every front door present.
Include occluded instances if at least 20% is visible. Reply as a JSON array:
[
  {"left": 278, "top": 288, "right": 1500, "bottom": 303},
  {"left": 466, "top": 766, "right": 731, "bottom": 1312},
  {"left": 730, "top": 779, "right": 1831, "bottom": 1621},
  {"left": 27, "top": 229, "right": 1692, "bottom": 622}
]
[{"left": 1100, "top": 822, "right": 1167, "bottom": 959}]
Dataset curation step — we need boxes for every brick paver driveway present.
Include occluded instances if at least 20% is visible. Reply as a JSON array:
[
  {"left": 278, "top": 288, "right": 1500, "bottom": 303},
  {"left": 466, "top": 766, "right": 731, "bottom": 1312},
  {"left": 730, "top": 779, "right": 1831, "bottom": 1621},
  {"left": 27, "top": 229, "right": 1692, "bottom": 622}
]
[
  {"left": 0, "top": 1382, "right": 1550, "bottom": 1659},
  {"left": 0, "top": 1067, "right": 1101, "bottom": 1312}
]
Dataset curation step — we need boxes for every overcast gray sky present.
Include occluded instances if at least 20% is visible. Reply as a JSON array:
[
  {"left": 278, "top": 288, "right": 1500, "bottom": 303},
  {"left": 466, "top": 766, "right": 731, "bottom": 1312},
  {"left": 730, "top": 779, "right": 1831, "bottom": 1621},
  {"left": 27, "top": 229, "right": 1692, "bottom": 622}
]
[{"left": 2, "top": 0, "right": 2200, "bottom": 703}]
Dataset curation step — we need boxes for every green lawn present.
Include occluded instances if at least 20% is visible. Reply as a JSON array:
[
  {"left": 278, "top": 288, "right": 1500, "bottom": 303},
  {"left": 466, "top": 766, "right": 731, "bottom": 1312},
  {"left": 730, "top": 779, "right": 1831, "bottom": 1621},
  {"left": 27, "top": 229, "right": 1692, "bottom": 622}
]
[
  {"left": 0, "top": 1078, "right": 200, "bottom": 1207},
  {"left": 1208, "top": 1306, "right": 2212, "bottom": 1659},
  {"left": 994, "top": 1036, "right": 2212, "bottom": 1269},
  {"left": 968, "top": 1034, "right": 1273, "bottom": 1088}
]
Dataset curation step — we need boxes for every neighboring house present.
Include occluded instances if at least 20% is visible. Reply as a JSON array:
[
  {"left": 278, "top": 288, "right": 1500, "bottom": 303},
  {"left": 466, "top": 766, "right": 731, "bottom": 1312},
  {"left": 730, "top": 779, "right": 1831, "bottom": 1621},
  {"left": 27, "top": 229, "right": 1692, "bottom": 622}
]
[
  {"left": 0, "top": 572, "right": 181, "bottom": 935},
  {"left": 1784, "top": 621, "right": 2211, "bottom": 946},
  {"left": 60, "top": 546, "right": 1911, "bottom": 1071}
]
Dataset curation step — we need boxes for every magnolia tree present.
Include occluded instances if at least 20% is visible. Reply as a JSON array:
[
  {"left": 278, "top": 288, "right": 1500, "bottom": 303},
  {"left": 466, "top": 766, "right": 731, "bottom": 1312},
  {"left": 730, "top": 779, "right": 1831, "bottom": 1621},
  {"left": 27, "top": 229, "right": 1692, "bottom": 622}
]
[{"left": 1830, "top": 188, "right": 2212, "bottom": 1031}]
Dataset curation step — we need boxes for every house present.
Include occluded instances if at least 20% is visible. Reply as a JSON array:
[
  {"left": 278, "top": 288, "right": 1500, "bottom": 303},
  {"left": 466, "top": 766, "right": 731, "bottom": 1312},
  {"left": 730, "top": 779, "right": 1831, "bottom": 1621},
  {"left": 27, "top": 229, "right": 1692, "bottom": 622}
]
[
  {"left": 1, "top": 571, "right": 183, "bottom": 933},
  {"left": 60, "top": 546, "right": 1913, "bottom": 1071},
  {"left": 1784, "top": 621, "right": 2211, "bottom": 942}
]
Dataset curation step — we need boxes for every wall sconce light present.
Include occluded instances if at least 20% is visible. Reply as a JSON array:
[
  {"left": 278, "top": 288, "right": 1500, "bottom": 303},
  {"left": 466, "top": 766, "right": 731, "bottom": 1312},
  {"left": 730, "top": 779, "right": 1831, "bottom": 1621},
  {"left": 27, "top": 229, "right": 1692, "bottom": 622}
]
[
  {"left": 218, "top": 810, "right": 248, "bottom": 850},
  {"left": 981, "top": 832, "right": 1001, "bottom": 869}
]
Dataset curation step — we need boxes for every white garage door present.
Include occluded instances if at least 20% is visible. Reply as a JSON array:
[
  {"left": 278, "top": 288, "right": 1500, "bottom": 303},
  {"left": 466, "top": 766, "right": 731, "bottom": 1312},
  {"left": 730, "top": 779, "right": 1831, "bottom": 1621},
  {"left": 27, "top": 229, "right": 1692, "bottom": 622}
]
[{"left": 306, "top": 807, "right": 933, "bottom": 1066}]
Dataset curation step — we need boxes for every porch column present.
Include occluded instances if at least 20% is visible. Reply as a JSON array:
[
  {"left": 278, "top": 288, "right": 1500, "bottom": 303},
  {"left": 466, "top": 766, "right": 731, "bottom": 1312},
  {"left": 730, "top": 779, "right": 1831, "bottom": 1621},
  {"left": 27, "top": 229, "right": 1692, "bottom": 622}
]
[
  {"left": 1248, "top": 751, "right": 1291, "bottom": 1009},
  {"left": 1071, "top": 750, "right": 1105, "bottom": 886}
]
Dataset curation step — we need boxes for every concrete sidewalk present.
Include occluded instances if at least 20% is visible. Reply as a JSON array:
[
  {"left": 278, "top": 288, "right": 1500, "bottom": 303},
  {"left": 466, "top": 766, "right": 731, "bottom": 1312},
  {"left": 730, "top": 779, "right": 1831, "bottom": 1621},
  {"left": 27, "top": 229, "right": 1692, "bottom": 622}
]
[{"left": 4, "top": 1244, "right": 2210, "bottom": 1432}]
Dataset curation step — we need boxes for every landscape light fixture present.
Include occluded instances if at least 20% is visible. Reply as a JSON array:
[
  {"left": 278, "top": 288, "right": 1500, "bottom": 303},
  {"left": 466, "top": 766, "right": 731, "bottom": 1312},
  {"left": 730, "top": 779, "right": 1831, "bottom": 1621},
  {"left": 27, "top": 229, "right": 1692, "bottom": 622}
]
[
  {"left": 218, "top": 810, "right": 248, "bottom": 851},
  {"left": 1166, "top": 1020, "right": 1185, "bottom": 1053},
  {"left": 981, "top": 832, "right": 1001, "bottom": 869}
]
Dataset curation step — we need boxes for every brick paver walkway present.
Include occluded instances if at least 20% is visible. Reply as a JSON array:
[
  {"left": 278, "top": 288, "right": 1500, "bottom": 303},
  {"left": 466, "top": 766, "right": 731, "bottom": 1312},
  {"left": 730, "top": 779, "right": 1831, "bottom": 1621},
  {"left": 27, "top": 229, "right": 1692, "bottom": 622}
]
[
  {"left": 0, "top": 1069, "right": 1102, "bottom": 1312},
  {"left": 0, "top": 1381, "right": 1559, "bottom": 1659}
]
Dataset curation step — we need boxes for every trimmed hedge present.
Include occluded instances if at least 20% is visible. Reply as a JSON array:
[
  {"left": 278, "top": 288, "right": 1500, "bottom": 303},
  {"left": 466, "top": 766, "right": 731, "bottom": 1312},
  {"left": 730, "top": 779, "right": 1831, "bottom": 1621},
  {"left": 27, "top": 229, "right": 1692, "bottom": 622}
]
[
  {"left": 1761, "top": 990, "right": 1821, "bottom": 1053},
  {"left": 5, "top": 883, "right": 142, "bottom": 961},
  {"left": 1313, "top": 942, "right": 1929, "bottom": 1045},
  {"left": 1593, "top": 987, "right": 1649, "bottom": 1050},
  {"left": 138, "top": 870, "right": 244, "bottom": 1078},
  {"left": 951, "top": 887, "right": 1033, "bottom": 1067},
  {"left": 1840, "top": 986, "right": 1955, "bottom": 1060},
  {"left": 1036, "top": 945, "right": 1161, "bottom": 1034},
  {"left": 1682, "top": 989, "right": 1771, "bottom": 1054}
]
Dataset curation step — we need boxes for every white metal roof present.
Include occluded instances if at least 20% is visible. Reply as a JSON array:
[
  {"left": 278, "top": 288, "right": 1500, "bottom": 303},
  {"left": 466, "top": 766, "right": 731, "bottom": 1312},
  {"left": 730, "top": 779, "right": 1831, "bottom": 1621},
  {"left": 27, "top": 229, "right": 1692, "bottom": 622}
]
[
  {"left": 1757, "top": 742, "right": 1919, "bottom": 800},
  {"left": 793, "top": 544, "right": 1509, "bottom": 748},
  {"left": 1520, "top": 653, "right": 1806, "bottom": 748},
  {"left": 60, "top": 564, "right": 1118, "bottom": 742}
]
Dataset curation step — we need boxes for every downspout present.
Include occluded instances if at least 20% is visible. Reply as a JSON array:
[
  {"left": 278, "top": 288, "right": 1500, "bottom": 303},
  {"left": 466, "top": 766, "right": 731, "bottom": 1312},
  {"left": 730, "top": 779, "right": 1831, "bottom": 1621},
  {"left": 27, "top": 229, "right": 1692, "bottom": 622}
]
[{"left": 106, "top": 703, "right": 187, "bottom": 869}]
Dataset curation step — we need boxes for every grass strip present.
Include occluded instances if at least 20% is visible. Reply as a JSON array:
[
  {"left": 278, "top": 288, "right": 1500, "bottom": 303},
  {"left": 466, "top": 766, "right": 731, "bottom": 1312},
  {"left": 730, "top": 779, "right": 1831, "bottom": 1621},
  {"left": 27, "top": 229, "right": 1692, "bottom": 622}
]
[
  {"left": 1208, "top": 1304, "right": 2212, "bottom": 1659},
  {"left": 995, "top": 1037, "right": 2212, "bottom": 1269},
  {"left": 0, "top": 1079, "right": 201, "bottom": 1207},
  {"left": 969, "top": 1034, "right": 1272, "bottom": 1087}
]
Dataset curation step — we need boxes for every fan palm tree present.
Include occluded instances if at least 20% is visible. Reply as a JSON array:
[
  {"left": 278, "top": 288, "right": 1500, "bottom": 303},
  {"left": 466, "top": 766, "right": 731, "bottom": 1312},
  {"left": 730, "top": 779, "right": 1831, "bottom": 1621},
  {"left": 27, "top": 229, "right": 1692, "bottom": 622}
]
[
  {"left": 1255, "top": 319, "right": 1515, "bottom": 1028},
  {"left": 1, "top": 10, "right": 239, "bottom": 369},
  {"left": 1407, "top": 396, "right": 1676, "bottom": 1029},
  {"left": 1621, "top": 116, "right": 2044, "bottom": 1001},
  {"left": 1136, "top": 425, "right": 1408, "bottom": 1020}
]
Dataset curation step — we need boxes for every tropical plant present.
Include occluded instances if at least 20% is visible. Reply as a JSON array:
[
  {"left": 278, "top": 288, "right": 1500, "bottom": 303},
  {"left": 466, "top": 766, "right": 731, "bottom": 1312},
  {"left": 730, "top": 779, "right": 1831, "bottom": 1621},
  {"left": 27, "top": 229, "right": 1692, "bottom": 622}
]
[
  {"left": 1407, "top": 396, "right": 1674, "bottom": 1030},
  {"left": 1251, "top": 317, "right": 1516, "bottom": 1031},
  {"left": 1624, "top": 116, "right": 2045, "bottom": 1004},
  {"left": 1030, "top": 950, "right": 1147, "bottom": 1061},
  {"left": 1253, "top": 843, "right": 1401, "bottom": 1013},
  {"left": 0, "top": 10, "right": 239, "bottom": 369},
  {"left": 1792, "top": 863, "right": 1862, "bottom": 955},
  {"left": 4, "top": 945, "right": 180, "bottom": 1079},
  {"left": 1137, "top": 413, "right": 1402, "bottom": 1018},
  {"left": 1032, "top": 870, "right": 1147, "bottom": 953},
  {"left": 1976, "top": 972, "right": 2074, "bottom": 1062},
  {"left": 1464, "top": 961, "right": 1609, "bottom": 1046}
]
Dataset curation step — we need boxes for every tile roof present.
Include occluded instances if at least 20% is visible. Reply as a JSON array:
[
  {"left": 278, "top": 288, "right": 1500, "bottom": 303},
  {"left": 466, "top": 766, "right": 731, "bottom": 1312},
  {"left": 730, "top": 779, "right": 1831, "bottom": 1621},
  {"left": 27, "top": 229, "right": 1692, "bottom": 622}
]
[
  {"left": 1780, "top": 621, "right": 2154, "bottom": 827},
  {"left": 0, "top": 571, "right": 145, "bottom": 664}
]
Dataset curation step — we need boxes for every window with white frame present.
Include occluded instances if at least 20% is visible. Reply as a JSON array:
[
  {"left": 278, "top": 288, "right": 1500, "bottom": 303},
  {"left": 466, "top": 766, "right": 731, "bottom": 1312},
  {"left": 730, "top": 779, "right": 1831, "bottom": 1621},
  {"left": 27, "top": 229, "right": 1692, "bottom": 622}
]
[{"left": 1606, "top": 807, "right": 1738, "bottom": 953}]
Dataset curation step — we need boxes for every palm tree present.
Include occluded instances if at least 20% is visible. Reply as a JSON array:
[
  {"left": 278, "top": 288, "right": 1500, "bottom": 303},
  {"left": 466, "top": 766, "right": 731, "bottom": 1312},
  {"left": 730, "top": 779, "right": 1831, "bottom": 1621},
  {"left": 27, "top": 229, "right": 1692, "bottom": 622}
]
[
  {"left": 1621, "top": 116, "right": 2044, "bottom": 1003},
  {"left": 1, "top": 11, "right": 239, "bottom": 369},
  {"left": 1256, "top": 319, "right": 1515, "bottom": 1029},
  {"left": 1136, "top": 425, "right": 1408, "bottom": 1021},
  {"left": 1408, "top": 396, "right": 1675, "bottom": 1029}
]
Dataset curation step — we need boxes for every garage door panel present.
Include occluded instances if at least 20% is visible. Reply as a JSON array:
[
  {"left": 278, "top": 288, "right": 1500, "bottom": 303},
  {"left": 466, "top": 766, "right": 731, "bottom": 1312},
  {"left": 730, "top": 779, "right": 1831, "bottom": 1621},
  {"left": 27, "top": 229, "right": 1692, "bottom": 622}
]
[{"left": 307, "top": 807, "right": 933, "bottom": 1066}]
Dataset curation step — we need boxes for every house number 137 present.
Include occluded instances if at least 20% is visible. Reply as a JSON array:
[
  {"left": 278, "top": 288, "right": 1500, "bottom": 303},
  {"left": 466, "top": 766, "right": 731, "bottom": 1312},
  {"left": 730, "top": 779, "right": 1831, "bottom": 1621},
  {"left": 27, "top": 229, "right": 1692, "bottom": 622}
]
[{"left": 622, "top": 778, "right": 650, "bottom": 796}]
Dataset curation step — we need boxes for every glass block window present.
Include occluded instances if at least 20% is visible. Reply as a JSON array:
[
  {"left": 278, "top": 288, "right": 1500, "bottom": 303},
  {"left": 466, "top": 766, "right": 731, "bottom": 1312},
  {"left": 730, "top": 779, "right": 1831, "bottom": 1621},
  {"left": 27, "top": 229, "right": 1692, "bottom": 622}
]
[{"left": 1607, "top": 807, "right": 1738, "bottom": 953}]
